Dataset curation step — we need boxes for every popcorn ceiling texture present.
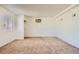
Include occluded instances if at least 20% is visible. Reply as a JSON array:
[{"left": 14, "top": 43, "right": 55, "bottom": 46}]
[{"left": 0, "top": 37, "right": 79, "bottom": 54}]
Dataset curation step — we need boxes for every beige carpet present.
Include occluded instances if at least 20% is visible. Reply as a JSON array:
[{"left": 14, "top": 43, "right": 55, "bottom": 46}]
[{"left": 0, "top": 37, "right": 79, "bottom": 54}]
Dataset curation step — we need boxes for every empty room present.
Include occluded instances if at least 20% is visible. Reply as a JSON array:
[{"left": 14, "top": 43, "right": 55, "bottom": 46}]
[{"left": 0, "top": 4, "right": 79, "bottom": 54}]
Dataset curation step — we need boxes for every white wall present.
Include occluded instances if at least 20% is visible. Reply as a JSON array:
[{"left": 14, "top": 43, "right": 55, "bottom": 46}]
[
  {"left": 16, "top": 14, "right": 24, "bottom": 39},
  {"left": 0, "top": 6, "right": 18, "bottom": 47},
  {"left": 0, "top": 6, "right": 24, "bottom": 47},
  {"left": 24, "top": 16, "right": 57, "bottom": 37},
  {"left": 55, "top": 5, "right": 79, "bottom": 48},
  {"left": 24, "top": 6, "right": 79, "bottom": 48}
]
